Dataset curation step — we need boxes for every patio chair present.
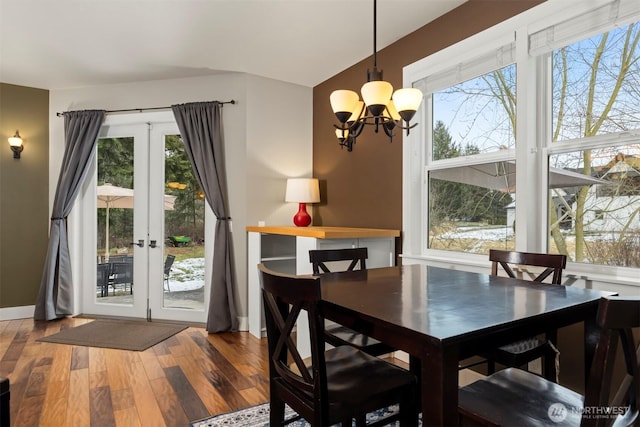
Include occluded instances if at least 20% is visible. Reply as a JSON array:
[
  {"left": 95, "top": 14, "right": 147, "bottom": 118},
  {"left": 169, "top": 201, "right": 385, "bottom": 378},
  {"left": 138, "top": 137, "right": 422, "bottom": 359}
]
[
  {"left": 309, "top": 248, "right": 395, "bottom": 357},
  {"left": 96, "top": 263, "right": 110, "bottom": 297},
  {"left": 164, "top": 255, "right": 175, "bottom": 292},
  {"left": 258, "top": 263, "right": 418, "bottom": 426},
  {"left": 458, "top": 295, "right": 640, "bottom": 426},
  {"left": 109, "top": 262, "right": 133, "bottom": 295}
]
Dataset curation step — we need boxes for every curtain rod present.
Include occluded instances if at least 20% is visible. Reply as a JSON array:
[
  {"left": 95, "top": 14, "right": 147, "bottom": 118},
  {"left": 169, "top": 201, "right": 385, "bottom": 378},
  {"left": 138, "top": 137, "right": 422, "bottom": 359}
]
[{"left": 56, "top": 100, "right": 236, "bottom": 117}]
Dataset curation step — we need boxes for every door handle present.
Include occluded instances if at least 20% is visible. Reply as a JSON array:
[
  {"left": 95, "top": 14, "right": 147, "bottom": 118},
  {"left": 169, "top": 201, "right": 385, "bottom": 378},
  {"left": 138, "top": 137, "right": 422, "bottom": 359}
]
[
  {"left": 130, "top": 239, "right": 145, "bottom": 248},
  {"left": 149, "top": 240, "right": 157, "bottom": 248}
]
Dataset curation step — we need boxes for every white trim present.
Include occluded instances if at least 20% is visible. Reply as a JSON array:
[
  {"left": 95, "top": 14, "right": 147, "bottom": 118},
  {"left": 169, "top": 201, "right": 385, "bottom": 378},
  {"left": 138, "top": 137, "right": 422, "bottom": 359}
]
[
  {"left": 0, "top": 305, "right": 35, "bottom": 321},
  {"left": 402, "top": 0, "right": 640, "bottom": 285}
]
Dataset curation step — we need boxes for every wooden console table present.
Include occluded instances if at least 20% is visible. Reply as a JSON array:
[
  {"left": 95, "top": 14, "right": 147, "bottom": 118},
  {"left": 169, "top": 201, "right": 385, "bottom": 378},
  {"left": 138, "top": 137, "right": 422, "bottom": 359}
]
[{"left": 246, "top": 226, "right": 399, "bottom": 339}]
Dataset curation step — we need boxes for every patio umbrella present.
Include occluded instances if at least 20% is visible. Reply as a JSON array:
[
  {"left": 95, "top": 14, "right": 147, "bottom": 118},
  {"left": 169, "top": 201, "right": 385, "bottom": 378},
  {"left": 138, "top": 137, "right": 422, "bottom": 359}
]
[
  {"left": 97, "top": 183, "right": 176, "bottom": 260},
  {"left": 429, "top": 161, "right": 606, "bottom": 192}
]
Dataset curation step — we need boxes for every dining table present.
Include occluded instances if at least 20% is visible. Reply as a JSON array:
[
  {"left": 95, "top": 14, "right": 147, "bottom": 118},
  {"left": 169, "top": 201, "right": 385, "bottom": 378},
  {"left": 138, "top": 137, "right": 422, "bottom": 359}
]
[{"left": 319, "top": 264, "right": 614, "bottom": 426}]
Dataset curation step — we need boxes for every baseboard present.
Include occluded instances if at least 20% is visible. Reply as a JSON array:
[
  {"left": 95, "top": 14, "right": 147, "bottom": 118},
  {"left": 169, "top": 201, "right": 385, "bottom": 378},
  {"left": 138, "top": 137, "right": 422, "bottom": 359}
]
[
  {"left": 0, "top": 305, "right": 34, "bottom": 321},
  {"left": 238, "top": 316, "right": 249, "bottom": 332}
]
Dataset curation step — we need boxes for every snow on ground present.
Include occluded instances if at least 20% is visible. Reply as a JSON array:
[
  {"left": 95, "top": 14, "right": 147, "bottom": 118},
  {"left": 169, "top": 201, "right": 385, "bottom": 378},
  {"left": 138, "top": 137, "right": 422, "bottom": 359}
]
[
  {"left": 441, "top": 226, "right": 514, "bottom": 240},
  {"left": 168, "top": 257, "right": 205, "bottom": 292}
]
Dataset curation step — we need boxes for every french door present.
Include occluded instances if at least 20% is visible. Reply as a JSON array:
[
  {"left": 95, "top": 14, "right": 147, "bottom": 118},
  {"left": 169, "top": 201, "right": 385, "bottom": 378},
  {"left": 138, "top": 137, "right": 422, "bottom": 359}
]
[{"left": 81, "top": 114, "right": 210, "bottom": 323}]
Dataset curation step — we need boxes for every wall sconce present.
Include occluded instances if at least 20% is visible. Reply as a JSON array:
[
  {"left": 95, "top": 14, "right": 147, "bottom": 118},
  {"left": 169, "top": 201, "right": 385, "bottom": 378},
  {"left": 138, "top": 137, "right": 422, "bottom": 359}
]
[
  {"left": 285, "top": 178, "right": 320, "bottom": 227},
  {"left": 8, "top": 130, "right": 23, "bottom": 159}
]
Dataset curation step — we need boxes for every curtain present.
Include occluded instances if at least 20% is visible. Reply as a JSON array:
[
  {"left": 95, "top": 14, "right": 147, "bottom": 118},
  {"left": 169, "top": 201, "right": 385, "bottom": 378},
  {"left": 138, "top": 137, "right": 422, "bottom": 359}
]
[
  {"left": 35, "top": 110, "right": 105, "bottom": 321},
  {"left": 171, "top": 102, "right": 239, "bottom": 332}
]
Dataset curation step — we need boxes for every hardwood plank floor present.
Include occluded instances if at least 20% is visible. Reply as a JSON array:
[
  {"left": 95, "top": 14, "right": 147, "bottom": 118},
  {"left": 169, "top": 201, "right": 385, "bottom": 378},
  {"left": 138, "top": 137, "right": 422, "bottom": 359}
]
[{"left": 0, "top": 317, "right": 270, "bottom": 427}]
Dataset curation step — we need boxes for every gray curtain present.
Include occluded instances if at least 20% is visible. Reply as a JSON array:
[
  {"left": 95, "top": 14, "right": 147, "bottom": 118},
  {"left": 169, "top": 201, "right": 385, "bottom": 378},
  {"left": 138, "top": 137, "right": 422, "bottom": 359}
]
[
  {"left": 172, "top": 102, "right": 239, "bottom": 332},
  {"left": 35, "top": 110, "right": 105, "bottom": 321}
]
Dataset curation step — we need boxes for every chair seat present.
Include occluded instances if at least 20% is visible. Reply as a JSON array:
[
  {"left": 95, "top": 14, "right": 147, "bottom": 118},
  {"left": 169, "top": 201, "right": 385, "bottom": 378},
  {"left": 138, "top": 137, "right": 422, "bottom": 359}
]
[
  {"left": 459, "top": 368, "right": 583, "bottom": 426},
  {"left": 325, "top": 325, "right": 395, "bottom": 357},
  {"left": 320, "top": 346, "right": 415, "bottom": 405},
  {"left": 487, "top": 337, "right": 558, "bottom": 370}
]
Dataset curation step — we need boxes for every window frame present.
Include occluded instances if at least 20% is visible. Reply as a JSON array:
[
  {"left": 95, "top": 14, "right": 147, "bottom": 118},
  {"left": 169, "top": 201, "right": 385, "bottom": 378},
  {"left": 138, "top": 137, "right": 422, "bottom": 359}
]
[{"left": 402, "top": 0, "right": 640, "bottom": 281}]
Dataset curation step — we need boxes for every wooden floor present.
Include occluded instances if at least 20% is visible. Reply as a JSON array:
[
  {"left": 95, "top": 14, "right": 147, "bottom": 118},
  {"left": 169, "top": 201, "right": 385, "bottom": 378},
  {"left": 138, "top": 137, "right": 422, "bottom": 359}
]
[{"left": 0, "top": 317, "right": 270, "bottom": 427}]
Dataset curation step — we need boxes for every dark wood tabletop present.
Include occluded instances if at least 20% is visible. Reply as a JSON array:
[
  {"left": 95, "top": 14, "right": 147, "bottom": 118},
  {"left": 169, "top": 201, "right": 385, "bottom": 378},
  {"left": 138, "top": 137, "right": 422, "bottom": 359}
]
[{"left": 319, "top": 264, "right": 613, "bottom": 426}]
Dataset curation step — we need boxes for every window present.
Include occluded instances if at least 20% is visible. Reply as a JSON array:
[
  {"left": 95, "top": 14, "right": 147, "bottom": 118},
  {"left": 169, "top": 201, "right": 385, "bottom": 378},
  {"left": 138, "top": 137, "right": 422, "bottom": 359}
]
[
  {"left": 422, "top": 39, "right": 517, "bottom": 254},
  {"left": 404, "top": 0, "right": 640, "bottom": 271}
]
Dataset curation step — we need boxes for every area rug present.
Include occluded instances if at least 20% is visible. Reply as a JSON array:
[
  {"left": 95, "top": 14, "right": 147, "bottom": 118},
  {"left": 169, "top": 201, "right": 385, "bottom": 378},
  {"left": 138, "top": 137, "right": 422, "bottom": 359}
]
[
  {"left": 37, "top": 319, "right": 187, "bottom": 351},
  {"left": 190, "top": 402, "right": 421, "bottom": 426}
]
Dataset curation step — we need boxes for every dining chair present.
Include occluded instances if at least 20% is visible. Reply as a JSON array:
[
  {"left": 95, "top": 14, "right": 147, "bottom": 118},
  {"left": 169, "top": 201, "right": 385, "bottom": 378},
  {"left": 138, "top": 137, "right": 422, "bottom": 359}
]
[
  {"left": 458, "top": 295, "right": 640, "bottom": 426},
  {"left": 472, "top": 249, "right": 567, "bottom": 382},
  {"left": 258, "top": 263, "right": 418, "bottom": 426},
  {"left": 484, "top": 249, "right": 567, "bottom": 382},
  {"left": 309, "top": 248, "right": 394, "bottom": 357}
]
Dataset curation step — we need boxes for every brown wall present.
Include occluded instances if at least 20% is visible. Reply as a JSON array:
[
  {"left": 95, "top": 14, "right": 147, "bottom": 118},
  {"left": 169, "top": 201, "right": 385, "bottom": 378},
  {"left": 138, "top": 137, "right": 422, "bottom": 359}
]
[
  {"left": 312, "top": 0, "right": 544, "bottom": 230},
  {"left": 0, "top": 83, "right": 49, "bottom": 308}
]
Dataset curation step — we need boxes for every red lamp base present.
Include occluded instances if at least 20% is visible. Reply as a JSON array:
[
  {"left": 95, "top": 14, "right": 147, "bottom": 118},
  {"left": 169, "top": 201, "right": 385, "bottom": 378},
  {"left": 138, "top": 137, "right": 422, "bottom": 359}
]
[{"left": 293, "top": 202, "right": 312, "bottom": 227}]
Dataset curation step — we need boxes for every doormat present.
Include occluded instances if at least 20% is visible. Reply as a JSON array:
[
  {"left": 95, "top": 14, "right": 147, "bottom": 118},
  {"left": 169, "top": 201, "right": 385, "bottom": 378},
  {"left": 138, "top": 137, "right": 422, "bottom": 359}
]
[{"left": 37, "top": 319, "right": 188, "bottom": 351}]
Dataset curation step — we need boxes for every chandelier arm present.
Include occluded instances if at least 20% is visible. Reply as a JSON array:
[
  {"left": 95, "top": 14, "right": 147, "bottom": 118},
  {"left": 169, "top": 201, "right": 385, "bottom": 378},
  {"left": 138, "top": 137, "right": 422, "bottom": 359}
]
[
  {"left": 383, "top": 122, "right": 395, "bottom": 141},
  {"left": 394, "top": 121, "right": 419, "bottom": 131}
]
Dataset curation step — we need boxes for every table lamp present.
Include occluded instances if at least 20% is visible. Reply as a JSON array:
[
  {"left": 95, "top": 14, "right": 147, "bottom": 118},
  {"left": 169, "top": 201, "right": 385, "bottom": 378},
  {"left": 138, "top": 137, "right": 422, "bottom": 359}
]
[{"left": 285, "top": 178, "right": 320, "bottom": 227}]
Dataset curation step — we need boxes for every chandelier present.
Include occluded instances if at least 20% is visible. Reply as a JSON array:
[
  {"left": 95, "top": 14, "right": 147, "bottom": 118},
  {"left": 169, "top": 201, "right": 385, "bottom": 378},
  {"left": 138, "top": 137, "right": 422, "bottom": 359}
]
[{"left": 330, "top": 0, "right": 423, "bottom": 152}]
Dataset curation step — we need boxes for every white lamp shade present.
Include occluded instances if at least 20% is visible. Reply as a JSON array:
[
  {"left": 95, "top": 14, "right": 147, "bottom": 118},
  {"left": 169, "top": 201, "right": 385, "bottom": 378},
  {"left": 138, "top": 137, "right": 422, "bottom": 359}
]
[
  {"left": 8, "top": 136, "right": 22, "bottom": 147},
  {"left": 361, "top": 80, "right": 393, "bottom": 108},
  {"left": 285, "top": 178, "right": 320, "bottom": 203},
  {"left": 8, "top": 130, "right": 22, "bottom": 147},
  {"left": 330, "top": 90, "right": 359, "bottom": 115},
  {"left": 392, "top": 88, "right": 423, "bottom": 113}
]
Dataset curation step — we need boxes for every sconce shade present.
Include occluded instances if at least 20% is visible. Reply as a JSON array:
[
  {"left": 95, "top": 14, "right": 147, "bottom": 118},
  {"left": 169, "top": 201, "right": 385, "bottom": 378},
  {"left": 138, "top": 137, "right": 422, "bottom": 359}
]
[
  {"left": 285, "top": 178, "right": 320, "bottom": 203},
  {"left": 8, "top": 130, "right": 23, "bottom": 159},
  {"left": 8, "top": 134, "right": 22, "bottom": 147}
]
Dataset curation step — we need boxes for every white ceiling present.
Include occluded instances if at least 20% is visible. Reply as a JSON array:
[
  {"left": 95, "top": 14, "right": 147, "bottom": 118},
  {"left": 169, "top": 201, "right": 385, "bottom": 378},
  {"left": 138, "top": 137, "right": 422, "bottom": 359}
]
[{"left": 0, "top": 0, "right": 465, "bottom": 91}]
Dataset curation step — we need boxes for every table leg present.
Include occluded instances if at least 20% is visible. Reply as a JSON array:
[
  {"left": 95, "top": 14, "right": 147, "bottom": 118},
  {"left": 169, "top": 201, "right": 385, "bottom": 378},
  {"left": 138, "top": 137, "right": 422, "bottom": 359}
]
[{"left": 420, "top": 346, "right": 459, "bottom": 426}]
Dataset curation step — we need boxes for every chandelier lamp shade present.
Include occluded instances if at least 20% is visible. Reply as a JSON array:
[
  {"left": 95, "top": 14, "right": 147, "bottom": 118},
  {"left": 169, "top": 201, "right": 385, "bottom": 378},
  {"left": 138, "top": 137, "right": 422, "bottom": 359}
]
[
  {"left": 330, "top": 0, "right": 423, "bottom": 152},
  {"left": 285, "top": 178, "right": 320, "bottom": 227}
]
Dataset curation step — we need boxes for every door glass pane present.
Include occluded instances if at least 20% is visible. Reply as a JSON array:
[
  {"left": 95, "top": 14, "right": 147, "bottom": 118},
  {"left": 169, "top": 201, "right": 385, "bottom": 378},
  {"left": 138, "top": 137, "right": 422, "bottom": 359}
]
[
  {"left": 96, "top": 137, "right": 135, "bottom": 304},
  {"left": 163, "top": 135, "right": 205, "bottom": 310}
]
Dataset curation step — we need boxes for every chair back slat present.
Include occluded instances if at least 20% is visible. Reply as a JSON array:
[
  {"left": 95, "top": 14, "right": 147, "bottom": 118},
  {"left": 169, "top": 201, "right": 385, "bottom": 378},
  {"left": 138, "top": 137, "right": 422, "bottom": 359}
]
[
  {"left": 259, "top": 264, "right": 328, "bottom": 402},
  {"left": 489, "top": 249, "right": 567, "bottom": 284},
  {"left": 309, "top": 248, "right": 368, "bottom": 275},
  {"left": 583, "top": 296, "right": 640, "bottom": 426}
]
